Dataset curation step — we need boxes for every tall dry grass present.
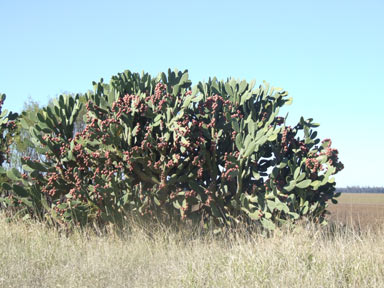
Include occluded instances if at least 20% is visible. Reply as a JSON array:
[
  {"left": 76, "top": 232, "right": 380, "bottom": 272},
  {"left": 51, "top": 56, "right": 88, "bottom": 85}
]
[{"left": 0, "top": 214, "right": 383, "bottom": 288}]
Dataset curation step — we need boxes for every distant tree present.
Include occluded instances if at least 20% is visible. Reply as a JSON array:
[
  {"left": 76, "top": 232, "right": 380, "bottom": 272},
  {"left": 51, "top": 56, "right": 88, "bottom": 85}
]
[{"left": 8, "top": 98, "right": 42, "bottom": 171}]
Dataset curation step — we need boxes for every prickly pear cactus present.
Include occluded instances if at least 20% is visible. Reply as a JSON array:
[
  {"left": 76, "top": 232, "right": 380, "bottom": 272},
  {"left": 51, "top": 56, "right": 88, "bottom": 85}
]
[
  {"left": 3, "top": 70, "right": 344, "bottom": 230},
  {"left": 0, "top": 94, "right": 19, "bottom": 209},
  {"left": 0, "top": 94, "right": 18, "bottom": 167},
  {"left": 2, "top": 94, "right": 86, "bottom": 223}
]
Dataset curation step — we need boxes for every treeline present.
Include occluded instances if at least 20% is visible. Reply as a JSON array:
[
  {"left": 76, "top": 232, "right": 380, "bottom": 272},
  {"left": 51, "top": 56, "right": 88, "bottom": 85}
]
[{"left": 336, "top": 186, "right": 384, "bottom": 194}]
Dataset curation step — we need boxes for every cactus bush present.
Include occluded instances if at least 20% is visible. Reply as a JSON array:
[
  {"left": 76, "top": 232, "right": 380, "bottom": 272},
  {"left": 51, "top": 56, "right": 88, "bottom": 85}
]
[
  {"left": 0, "top": 94, "right": 19, "bottom": 208},
  {"left": 1, "top": 70, "right": 343, "bottom": 230},
  {"left": 0, "top": 94, "right": 18, "bottom": 167}
]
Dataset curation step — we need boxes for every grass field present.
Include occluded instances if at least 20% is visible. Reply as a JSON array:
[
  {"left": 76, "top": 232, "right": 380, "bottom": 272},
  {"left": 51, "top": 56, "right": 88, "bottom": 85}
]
[
  {"left": 328, "top": 193, "right": 384, "bottom": 229},
  {"left": 1, "top": 193, "right": 383, "bottom": 288},
  {"left": 1, "top": 214, "right": 384, "bottom": 287}
]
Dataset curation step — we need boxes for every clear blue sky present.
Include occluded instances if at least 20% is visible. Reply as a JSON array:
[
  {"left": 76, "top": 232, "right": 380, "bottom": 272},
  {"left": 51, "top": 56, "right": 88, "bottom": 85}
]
[{"left": 1, "top": 0, "right": 383, "bottom": 187}]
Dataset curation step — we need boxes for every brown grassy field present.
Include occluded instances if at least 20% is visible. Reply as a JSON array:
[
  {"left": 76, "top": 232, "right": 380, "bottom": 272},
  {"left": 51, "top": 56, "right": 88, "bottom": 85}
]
[
  {"left": 1, "top": 213, "right": 384, "bottom": 288},
  {"left": 328, "top": 193, "right": 384, "bottom": 229},
  {"left": 0, "top": 194, "right": 383, "bottom": 287}
]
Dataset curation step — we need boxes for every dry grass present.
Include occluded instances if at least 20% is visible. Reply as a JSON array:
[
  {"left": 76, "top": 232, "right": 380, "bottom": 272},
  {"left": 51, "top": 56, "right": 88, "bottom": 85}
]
[
  {"left": 328, "top": 193, "right": 384, "bottom": 229},
  {"left": 333, "top": 193, "right": 384, "bottom": 205},
  {"left": 1, "top": 213, "right": 384, "bottom": 288}
]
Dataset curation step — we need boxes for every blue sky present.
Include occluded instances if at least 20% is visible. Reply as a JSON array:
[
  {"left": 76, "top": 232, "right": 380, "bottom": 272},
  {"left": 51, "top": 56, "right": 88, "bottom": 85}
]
[{"left": 1, "top": 0, "right": 383, "bottom": 187}]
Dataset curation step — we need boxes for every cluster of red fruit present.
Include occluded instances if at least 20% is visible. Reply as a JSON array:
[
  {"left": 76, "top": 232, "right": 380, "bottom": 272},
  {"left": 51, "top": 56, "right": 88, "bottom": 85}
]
[
  {"left": 281, "top": 126, "right": 293, "bottom": 153},
  {"left": 320, "top": 139, "right": 343, "bottom": 172},
  {"left": 305, "top": 158, "right": 321, "bottom": 174},
  {"left": 222, "top": 152, "right": 239, "bottom": 181}
]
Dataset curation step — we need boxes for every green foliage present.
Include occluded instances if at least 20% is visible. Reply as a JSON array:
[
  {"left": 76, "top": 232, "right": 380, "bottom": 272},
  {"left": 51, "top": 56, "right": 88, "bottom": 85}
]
[
  {"left": 7, "top": 99, "right": 42, "bottom": 170},
  {"left": 1, "top": 70, "right": 344, "bottom": 230},
  {"left": 0, "top": 94, "right": 18, "bottom": 167},
  {"left": 0, "top": 94, "right": 19, "bottom": 207}
]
